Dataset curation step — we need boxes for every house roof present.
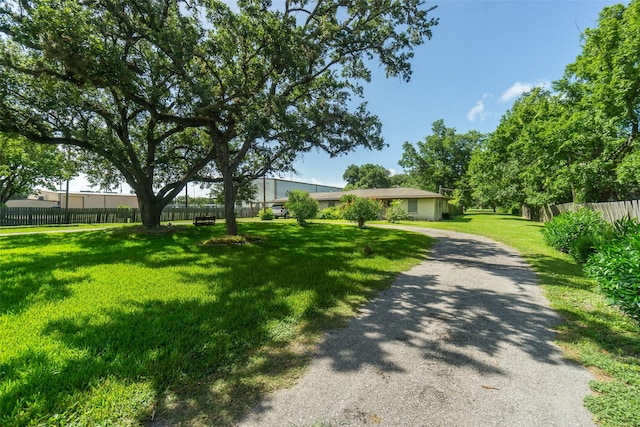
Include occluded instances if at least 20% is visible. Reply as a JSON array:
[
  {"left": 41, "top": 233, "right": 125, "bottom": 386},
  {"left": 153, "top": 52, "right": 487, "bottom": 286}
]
[{"left": 273, "top": 187, "right": 448, "bottom": 203}]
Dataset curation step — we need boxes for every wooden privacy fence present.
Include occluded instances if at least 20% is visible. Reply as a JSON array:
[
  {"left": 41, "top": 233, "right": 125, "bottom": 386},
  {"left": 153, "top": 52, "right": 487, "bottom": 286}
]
[
  {"left": 0, "top": 206, "right": 259, "bottom": 227},
  {"left": 523, "top": 200, "right": 640, "bottom": 223}
]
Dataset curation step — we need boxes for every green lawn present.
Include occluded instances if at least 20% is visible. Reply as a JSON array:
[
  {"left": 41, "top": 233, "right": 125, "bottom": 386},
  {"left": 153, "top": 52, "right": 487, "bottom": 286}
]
[
  {"left": 2, "top": 214, "right": 638, "bottom": 426},
  {"left": 0, "top": 221, "right": 433, "bottom": 426},
  {"left": 401, "top": 212, "right": 640, "bottom": 427},
  {"left": 0, "top": 223, "right": 124, "bottom": 234}
]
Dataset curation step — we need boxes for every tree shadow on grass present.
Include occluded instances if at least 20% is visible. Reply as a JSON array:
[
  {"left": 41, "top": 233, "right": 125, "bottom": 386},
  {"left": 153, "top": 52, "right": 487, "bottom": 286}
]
[
  {"left": 0, "top": 227, "right": 216, "bottom": 315},
  {"left": 1, "top": 222, "right": 433, "bottom": 426},
  {"left": 525, "top": 253, "right": 590, "bottom": 290},
  {"left": 2, "top": 295, "right": 297, "bottom": 425},
  {"left": 0, "top": 233, "right": 101, "bottom": 315},
  {"left": 527, "top": 253, "right": 640, "bottom": 358},
  {"left": 524, "top": 251, "right": 640, "bottom": 353}
]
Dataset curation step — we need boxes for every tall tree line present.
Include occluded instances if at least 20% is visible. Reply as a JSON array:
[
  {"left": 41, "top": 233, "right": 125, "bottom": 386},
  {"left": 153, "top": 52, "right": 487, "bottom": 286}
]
[{"left": 467, "top": 0, "right": 640, "bottom": 210}]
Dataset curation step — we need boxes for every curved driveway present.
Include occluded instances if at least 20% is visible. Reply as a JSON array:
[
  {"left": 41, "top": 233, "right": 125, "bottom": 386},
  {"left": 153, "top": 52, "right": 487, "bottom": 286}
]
[{"left": 240, "top": 226, "right": 595, "bottom": 426}]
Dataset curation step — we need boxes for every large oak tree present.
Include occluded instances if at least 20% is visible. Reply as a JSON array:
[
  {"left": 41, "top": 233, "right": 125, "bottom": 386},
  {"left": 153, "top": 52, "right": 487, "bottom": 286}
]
[{"left": 0, "top": 0, "right": 438, "bottom": 233}]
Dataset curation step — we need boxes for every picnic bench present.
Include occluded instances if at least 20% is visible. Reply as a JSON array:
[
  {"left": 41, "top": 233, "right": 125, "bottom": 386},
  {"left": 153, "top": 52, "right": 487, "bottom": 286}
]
[{"left": 193, "top": 215, "right": 216, "bottom": 226}]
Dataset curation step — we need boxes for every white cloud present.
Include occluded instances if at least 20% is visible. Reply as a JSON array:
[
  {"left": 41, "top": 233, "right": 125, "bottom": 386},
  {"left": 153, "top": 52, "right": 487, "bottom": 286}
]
[
  {"left": 466, "top": 94, "right": 491, "bottom": 122},
  {"left": 500, "top": 80, "right": 551, "bottom": 103},
  {"left": 388, "top": 168, "right": 397, "bottom": 176}
]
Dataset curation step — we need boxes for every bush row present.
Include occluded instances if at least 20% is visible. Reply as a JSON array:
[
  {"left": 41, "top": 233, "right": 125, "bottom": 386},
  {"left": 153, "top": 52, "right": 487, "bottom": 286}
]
[
  {"left": 264, "top": 194, "right": 414, "bottom": 227},
  {"left": 542, "top": 209, "right": 640, "bottom": 322}
]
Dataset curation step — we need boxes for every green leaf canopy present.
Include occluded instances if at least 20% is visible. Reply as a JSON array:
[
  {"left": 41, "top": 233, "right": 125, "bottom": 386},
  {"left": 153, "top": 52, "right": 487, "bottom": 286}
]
[{"left": 0, "top": 0, "right": 439, "bottom": 232}]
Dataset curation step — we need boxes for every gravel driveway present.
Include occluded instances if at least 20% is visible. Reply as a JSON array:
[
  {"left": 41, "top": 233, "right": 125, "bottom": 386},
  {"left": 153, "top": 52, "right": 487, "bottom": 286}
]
[{"left": 239, "top": 226, "right": 596, "bottom": 426}]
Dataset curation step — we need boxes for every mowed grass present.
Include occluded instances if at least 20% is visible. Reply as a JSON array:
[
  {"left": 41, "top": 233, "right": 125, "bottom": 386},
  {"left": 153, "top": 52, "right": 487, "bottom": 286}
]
[
  {"left": 0, "top": 221, "right": 433, "bottom": 426},
  {"left": 402, "top": 212, "right": 640, "bottom": 427},
  {"left": 0, "top": 223, "right": 126, "bottom": 234}
]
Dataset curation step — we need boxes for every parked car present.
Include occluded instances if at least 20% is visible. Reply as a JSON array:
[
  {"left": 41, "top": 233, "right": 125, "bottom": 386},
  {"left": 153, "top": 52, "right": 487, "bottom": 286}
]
[{"left": 270, "top": 204, "right": 289, "bottom": 219}]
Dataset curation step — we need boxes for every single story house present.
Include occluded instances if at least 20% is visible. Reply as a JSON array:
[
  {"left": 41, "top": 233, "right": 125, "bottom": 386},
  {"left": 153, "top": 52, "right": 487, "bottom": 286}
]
[{"left": 274, "top": 187, "right": 452, "bottom": 221}]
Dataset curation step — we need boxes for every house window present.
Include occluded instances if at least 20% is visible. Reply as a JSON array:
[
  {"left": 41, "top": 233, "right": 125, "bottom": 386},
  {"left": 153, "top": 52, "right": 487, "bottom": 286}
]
[
  {"left": 408, "top": 199, "right": 418, "bottom": 213},
  {"left": 328, "top": 201, "right": 336, "bottom": 207}
]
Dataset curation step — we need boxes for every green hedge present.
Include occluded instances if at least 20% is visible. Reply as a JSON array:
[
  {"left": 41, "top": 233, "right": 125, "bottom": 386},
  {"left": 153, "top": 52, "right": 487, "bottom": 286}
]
[
  {"left": 541, "top": 207, "right": 610, "bottom": 264},
  {"left": 585, "top": 217, "right": 640, "bottom": 322}
]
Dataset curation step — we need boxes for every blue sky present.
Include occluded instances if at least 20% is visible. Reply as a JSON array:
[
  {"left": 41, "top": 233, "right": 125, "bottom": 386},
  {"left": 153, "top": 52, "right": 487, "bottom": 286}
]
[
  {"left": 68, "top": 0, "right": 620, "bottom": 194},
  {"left": 290, "top": 0, "right": 620, "bottom": 188}
]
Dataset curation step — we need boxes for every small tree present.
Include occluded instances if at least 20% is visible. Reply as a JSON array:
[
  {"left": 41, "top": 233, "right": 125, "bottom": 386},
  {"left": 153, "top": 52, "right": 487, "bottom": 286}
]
[
  {"left": 341, "top": 195, "right": 382, "bottom": 228},
  {"left": 209, "top": 182, "right": 258, "bottom": 206},
  {"left": 1, "top": 134, "right": 67, "bottom": 204},
  {"left": 447, "top": 188, "right": 465, "bottom": 214},
  {"left": 385, "top": 199, "right": 409, "bottom": 223},
  {"left": 286, "top": 190, "right": 319, "bottom": 227}
]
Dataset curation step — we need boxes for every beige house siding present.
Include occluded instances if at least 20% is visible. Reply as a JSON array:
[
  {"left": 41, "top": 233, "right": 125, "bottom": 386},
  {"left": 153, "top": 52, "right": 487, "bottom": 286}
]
[{"left": 405, "top": 198, "right": 440, "bottom": 221}]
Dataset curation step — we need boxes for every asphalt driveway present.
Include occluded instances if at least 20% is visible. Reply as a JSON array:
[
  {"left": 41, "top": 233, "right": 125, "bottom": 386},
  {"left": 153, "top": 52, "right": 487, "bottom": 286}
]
[{"left": 239, "top": 226, "right": 596, "bottom": 426}]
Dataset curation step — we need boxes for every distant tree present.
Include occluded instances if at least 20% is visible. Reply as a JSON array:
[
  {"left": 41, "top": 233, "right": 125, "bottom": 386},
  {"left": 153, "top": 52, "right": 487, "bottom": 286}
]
[
  {"left": 173, "top": 195, "right": 211, "bottom": 207},
  {"left": 286, "top": 190, "right": 319, "bottom": 227},
  {"left": 0, "top": 134, "right": 66, "bottom": 204},
  {"left": 448, "top": 188, "right": 466, "bottom": 213},
  {"left": 466, "top": 1, "right": 640, "bottom": 210},
  {"left": 209, "top": 182, "right": 258, "bottom": 206},
  {"left": 340, "top": 195, "right": 382, "bottom": 228},
  {"left": 399, "top": 120, "right": 482, "bottom": 193},
  {"left": 389, "top": 173, "right": 410, "bottom": 188},
  {"left": 343, "top": 164, "right": 391, "bottom": 189},
  {"left": 466, "top": 144, "right": 505, "bottom": 211},
  {"left": 468, "top": 89, "right": 570, "bottom": 209}
]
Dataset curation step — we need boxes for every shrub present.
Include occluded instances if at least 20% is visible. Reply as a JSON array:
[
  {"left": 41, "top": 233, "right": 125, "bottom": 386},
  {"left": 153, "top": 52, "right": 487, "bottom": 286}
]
[
  {"left": 341, "top": 195, "right": 382, "bottom": 228},
  {"left": 570, "top": 235, "right": 597, "bottom": 265},
  {"left": 286, "top": 190, "right": 319, "bottom": 226},
  {"left": 258, "top": 208, "right": 274, "bottom": 220},
  {"left": 384, "top": 199, "right": 408, "bottom": 223},
  {"left": 318, "top": 207, "right": 342, "bottom": 220},
  {"left": 584, "top": 216, "right": 640, "bottom": 322},
  {"left": 611, "top": 215, "right": 640, "bottom": 238},
  {"left": 541, "top": 207, "right": 610, "bottom": 264},
  {"left": 585, "top": 228, "right": 640, "bottom": 322}
]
